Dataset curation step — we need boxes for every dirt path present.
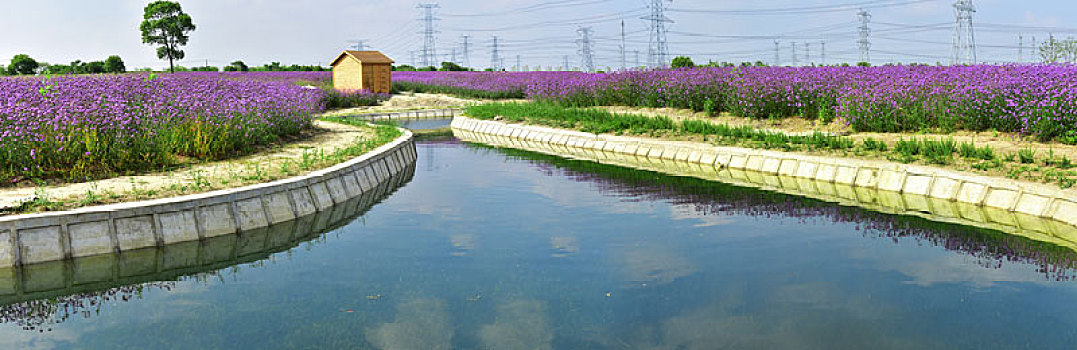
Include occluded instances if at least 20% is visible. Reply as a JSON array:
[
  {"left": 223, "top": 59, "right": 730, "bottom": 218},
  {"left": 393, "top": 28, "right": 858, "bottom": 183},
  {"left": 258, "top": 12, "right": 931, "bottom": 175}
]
[{"left": 0, "top": 120, "right": 377, "bottom": 213}]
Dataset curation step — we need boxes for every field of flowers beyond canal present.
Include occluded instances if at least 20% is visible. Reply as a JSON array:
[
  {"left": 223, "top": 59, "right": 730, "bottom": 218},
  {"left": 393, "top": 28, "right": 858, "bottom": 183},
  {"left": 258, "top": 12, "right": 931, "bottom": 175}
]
[
  {"left": 0, "top": 73, "right": 350, "bottom": 184},
  {"left": 392, "top": 65, "right": 1077, "bottom": 143}
]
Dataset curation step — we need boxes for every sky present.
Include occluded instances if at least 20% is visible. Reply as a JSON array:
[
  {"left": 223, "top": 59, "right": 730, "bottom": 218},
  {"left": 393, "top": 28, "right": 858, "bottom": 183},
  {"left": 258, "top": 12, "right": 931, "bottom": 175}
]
[{"left": 1, "top": 0, "right": 1076, "bottom": 70}]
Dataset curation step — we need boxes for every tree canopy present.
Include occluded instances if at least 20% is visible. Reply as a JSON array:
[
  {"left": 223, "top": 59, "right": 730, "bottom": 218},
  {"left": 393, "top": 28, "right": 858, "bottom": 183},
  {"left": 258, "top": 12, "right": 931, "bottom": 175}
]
[
  {"left": 104, "top": 55, "right": 126, "bottom": 73},
  {"left": 8, "top": 54, "right": 39, "bottom": 75},
  {"left": 140, "top": 1, "right": 195, "bottom": 73},
  {"left": 671, "top": 56, "right": 695, "bottom": 69}
]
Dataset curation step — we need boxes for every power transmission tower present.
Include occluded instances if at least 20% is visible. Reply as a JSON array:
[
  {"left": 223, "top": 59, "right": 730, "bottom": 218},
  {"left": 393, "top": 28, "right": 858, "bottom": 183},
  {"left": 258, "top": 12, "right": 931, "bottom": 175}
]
[
  {"left": 563, "top": 55, "right": 570, "bottom": 71},
  {"left": 805, "top": 42, "right": 811, "bottom": 64},
  {"left": 791, "top": 41, "right": 798, "bottom": 66},
  {"left": 516, "top": 55, "right": 521, "bottom": 71},
  {"left": 951, "top": 0, "right": 977, "bottom": 65},
  {"left": 577, "top": 26, "right": 596, "bottom": 72},
  {"left": 857, "top": 8, "right": 871, "bottom": 64},
  {"left": 490, "top": 36, "right": 501, "bottom": 70},
  {"left": 1018, "top": 34, "right": 1023, "bottom": 63},
  {"left": 462, "top": 34, "right": 471, "bottom": 67},
  {"left": 634, "top": 50, "right": 641, "bottom": 68},
  {"left": 418, "top": 3, "right": 440, "bottom": 67},
  {"left": 774, "top": 40, "right": 781, "bottom": 66},
  {"left": 821, "top": 41, "right": 826, "bottom": 65},
  {"left": 620, "top": 20, "right": 627, "bottom": 70},
  {"left": 451, "top": 48, "right": 458, "bottom": 64},
  {"left": 642, "top": 0, "right": 673, "bottom": 68},
  {"left": 348, "top": 40, "right": 367, "bottom": 51}
]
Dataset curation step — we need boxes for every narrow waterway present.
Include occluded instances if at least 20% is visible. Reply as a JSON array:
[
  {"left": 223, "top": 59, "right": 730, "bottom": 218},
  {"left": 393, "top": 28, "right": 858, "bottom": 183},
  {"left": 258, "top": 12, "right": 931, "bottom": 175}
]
[{"left": 2, "top": 127, "right": 1077, "bottom": 349}]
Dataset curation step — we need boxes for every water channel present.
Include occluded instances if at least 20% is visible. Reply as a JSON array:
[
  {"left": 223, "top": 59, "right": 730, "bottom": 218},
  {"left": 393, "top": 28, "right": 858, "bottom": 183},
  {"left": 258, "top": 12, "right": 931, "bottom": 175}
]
[{"left": 2, "top": 120, "right": 1077, "bottom": 349}]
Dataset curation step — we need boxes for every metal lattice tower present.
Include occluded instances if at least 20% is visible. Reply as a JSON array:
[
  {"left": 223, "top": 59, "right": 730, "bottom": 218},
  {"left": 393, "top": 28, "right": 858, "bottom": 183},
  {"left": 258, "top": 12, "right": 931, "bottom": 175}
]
[
  {"left": 563, "top": 55, "right": 570, "bottom": 71},
  {"left": 642, "top": 0, "right": 673, "bottom": 68},
  {"left": 821, "top": 41, "right": 826, "bottom": 66},
  {"left": 451, "top": 48, "right": 458, "bottom": 64},
  {"left": 577, "top": 26, "right": 596, "bottom": 72},
  {"left": 490, "top": 36, "right": 501, "bottom": 71},
  {"left": 1018, "top": 34, "right": 1023, "bottom": 63},
  {"left": 462, "top": 35, "right": 471, "bottom": 67},
  {"left": 516, "top": 55, "right": 522, "bottom": 71},
  {"left": 857, "top": 8, "right": 872, "bottom": 64},
  {"left": 791, "top": 41, "right": 798, "bottom": 66},
  {"left": 805, "top": 42, "right": 811, "bottom": 64},
  {"left": 348, "top": 40, "right": 367, "bottom": 51},
  {"left": 620, "top": 20, "right": 627, "bottom": 70},
  {"left": 418, "top": 3, "right": 440, "bottom": 67},
  {"left": 634, "top": 50, "right": 641, "bottom": 68},
  {"left": 951, "top": 0, "right": 977, "bottom": 65},
  {"left": 774, "top": 40, "right": 781, "bottom": 66}
]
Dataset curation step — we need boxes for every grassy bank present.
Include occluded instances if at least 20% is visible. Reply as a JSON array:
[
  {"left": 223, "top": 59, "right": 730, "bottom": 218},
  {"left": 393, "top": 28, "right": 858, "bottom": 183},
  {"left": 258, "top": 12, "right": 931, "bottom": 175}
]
[{"left": 466, "top": 102, "right": 1077, "bottom": 188}]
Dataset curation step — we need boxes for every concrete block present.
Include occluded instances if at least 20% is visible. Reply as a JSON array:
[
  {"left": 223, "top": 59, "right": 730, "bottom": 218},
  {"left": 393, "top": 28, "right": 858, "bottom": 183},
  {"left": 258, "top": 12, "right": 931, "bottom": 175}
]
[
  {"left": 983, "top": 188, "right": 1020, "bottom": 210},
  {"left": 778, "top": 159, "right": 799, "bottom": 177},
  {"left": 1053, "top": 200, "right": 1077, "bottom": 227},
  {"left": 877, "top": 170, "right": 906, "bottom": 192},
  {"left": 927, "top": 197, "right": 958, "bottom": 218},
  {"left": 699, "top": 151, "right": 717, "bottom": 167},
  {"left": 289, "top": 188, "right": 318, "bottom": 217},
  {"left": 197, "top": 203, "right": 237, "bottom": 238},
  {"left": 262, "top": 191, "right": 297, "bottom": 225},
  {"left": 158, "top": 210, "right": 199, "bottom": 244},
  {"left": 877, "top": 190, "right": 906, "bottom": 211},
  {"left": 355, "top": 168, "right": 373, "bottom": 192},
  {"left": 815, "top": 164, "right": 837, "bottom": 183},
  {"left": 929, "top": 177, "right": 961, "bottom": 201},
  {"left": 816, "top": 181, "right": 838, "bottom": 197},
  {"left": 795, "top": 161, "right": 819, "bottom": 179},
  {"left": 67, "top": 220, "right": 113, "bottom": 258},
  {"left": 0, "top": 230, "right": 14, "bottom": 267},
  {"left": 308, "top": 182, "right": 334, "bottom": 211},
  {"left": 854, "top": 186, "right": 879, "bottom": 204},
  {"left": 234, "top": 198, "right": 269, "bottom": 232},
  {"left": 903, "top": 175, "right": 933, "bottom": 196},
  {"left": 834, "top": 166, "right": 858, "bottom": 185},
  {"left": 674, "top": 148, "right": 691, "bottom": 162},
  {"left": 687, "top": 150, "right": 703, "bottom": 164},
  {"left": 954, "top": 202, "right": 988, "bottom": 223},
  {"left": 983, "top": 206, "right": 1019, "bottom": 227},
  {"left": 325, "top": 177, "right": 348, "bottom": 204},
  {"left": 0, "top": 267, "right": 16, "bottom": 295},
  {"left": 745, "top": 156, "right": 765, "bottom": 172},
  {"left": 115, "top": 215, "right": 157, "bottom": 251},
  {"left": 1014, "top": 193, "right": 1051, "bottom": 217},
  {"left": 854, "top": 168, "right": 879, "bottom": 188},
  {"left": 18, "top": 226, "right": 64, "bottom": 265},
  {"left": 761, "top": 157, "right": 782, "bottom": 174},
  {"left": 955, "top": 181, "right": 989, "bottom": 205}
]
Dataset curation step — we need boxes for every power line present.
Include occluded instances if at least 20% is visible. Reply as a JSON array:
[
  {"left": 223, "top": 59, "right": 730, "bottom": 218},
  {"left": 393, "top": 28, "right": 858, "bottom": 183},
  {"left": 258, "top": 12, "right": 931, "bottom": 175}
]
[{"left": 668, "top": 0, "right": 938, "bottom": 16}]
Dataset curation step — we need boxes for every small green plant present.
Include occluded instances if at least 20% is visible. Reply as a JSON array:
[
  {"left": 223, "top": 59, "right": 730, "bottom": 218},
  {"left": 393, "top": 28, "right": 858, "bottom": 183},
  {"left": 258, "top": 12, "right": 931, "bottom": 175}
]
[
  {"left": 1018, "top": 148, "right": 1037, "bottom": 164},
  {"left": 861, "top": 138, "right": 888, "bottom": 152},
  {"left": 895, "top": 138, "right": 921, "bottom": 157},
  {"left": 958, "top": 142, "right": 995, "bottom": 160}
]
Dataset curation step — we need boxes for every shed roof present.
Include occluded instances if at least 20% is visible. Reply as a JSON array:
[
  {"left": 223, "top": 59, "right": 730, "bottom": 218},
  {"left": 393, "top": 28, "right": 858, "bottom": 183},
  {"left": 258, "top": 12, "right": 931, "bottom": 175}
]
[{"left": 330, "top": 51, "right": 395, "bottom": 66}]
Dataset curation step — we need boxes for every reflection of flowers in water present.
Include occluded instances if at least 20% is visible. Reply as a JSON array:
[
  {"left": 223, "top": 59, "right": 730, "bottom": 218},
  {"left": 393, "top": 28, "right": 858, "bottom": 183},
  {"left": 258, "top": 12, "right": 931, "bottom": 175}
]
[
  {"left": 0, "top": 281, "right": 176, "bottom": 332},
  {"left": 499, "top": 148, "right": 1077, "bottom": 281}
]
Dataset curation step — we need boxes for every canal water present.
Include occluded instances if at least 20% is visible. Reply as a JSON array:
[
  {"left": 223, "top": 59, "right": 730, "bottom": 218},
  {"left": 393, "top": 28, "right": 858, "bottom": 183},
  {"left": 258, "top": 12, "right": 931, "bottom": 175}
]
[{"left": 3, "top": 128, "right": 1077, "bottom": 349}]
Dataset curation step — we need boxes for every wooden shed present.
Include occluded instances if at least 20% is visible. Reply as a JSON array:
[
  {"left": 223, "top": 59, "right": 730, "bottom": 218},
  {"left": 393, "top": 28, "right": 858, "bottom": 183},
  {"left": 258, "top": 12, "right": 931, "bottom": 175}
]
[{"left": 330, "top": 51, "right": 394, "bottom": 93}]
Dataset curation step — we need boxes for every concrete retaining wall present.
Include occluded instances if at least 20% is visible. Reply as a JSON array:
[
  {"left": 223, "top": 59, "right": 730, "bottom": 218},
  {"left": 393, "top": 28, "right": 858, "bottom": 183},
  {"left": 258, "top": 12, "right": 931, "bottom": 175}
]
[
  {"left": 451, "top": 117, "right": 1077, "bottom": 250},
  {"left": 0, "top": 130, "right": 418, "bottom": 267},
  {"left": 0, "top": 164, "right": 414, "bottom": 303}
]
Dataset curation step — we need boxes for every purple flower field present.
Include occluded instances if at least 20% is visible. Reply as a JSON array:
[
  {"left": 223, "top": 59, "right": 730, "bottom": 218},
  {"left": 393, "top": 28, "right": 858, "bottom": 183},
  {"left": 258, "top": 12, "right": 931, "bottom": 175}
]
[
  {"left": 0, "top": 73, "right": 325, "bottom": 182},
  {"left": 392, "top": 66, "right": 1077, "bottom": 142}
]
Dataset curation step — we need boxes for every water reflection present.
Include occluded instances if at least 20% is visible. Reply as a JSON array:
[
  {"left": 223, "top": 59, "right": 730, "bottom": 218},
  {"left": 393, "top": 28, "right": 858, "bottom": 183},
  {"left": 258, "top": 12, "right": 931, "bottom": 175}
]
[
  {"left": 482, "top": 143, "right": 1077, "bottom": 281},
  {"left": 0, "top": 164, "right": 415, "bottom": 332}
]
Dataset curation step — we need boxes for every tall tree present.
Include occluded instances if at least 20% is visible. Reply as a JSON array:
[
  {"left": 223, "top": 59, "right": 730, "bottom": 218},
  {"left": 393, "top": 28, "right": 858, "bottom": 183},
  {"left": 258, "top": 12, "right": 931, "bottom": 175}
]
[
  {"left": 139, "top": 1, "right": 195, "bottom": 73},
  {"left": 8, "top": 54, "right": 39, "bottom": 75},
  {"left": 104, "top": 55, "right": 126, "bottom": 73}
]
